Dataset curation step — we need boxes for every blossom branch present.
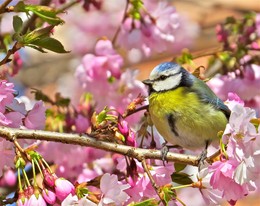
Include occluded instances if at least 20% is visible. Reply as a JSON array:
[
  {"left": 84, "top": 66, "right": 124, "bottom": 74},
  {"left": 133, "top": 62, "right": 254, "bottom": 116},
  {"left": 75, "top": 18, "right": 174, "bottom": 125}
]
[
  {"left": 141, "top": 159, "right": 166, "bottom": 205},
  {"left": 21, "top": 0, "right": 52, "bottom": 35},
  {"left": 112, "top": 0, "right": 129, "bottom": 45},
  {"left": 0, "top": 126, "right": 201, "bottom": 166},
  {"left": 56, "top": 0, "right": 79, "bottom": 13},
  {"left": 0, "top": 42, "right": 21, "bottom": 67},
  {"left": 0, "top": 0, "right": 13, "bottom": 13}
]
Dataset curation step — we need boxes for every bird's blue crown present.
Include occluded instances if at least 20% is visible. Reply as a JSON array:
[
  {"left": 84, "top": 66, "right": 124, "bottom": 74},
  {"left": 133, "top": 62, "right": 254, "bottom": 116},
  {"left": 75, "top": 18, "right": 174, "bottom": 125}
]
[{"left": 154, "top": 62, "right": 180, "bottom": 73}]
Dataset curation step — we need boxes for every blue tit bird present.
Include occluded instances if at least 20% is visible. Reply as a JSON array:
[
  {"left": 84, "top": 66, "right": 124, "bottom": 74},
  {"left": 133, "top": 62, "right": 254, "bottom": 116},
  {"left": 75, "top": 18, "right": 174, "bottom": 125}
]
[{"left": 142, "top": 62, "right": 230, "bottom": 160}]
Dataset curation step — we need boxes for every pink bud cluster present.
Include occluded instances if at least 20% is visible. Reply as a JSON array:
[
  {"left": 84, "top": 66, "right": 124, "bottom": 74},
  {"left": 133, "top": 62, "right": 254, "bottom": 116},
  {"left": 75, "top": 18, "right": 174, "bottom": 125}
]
[
  {"left": 208, "top": 63, "right": 260, "bottom": 115},
  {"left": 75, "top": 39, "right": 146, "bottom": 116},
  {"left": 0, "top": 80, "right": 46, "bottom": 176},
  {"left": 118, "top": 116, "right": 136, "bottom": 147},
  {"left": 16, "top": 169, "right": 75, "bottom": 206},
  {"left": 118, "top": 0, "right": 197, "bottom": 57},
  {"left": 0, "top": 168, "right": 16, "bottom": 187}
]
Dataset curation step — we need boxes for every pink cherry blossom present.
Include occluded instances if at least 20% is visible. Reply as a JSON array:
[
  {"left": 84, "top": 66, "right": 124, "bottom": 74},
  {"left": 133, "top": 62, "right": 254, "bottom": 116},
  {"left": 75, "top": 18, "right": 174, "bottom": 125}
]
[
  {"left": 55, "top": 178, "right": 75, "bottom": 201},
  {"left": 61, "top": 194, "right": 78, "bottom": 206},
  {"left": 0, "top": 139, "right": 15, "bottom": 177},
  {"left": 24, "top": 101, "right": 46, "bottom": 130},
  {"left": 256, "top": 13, "right": 260, "bottom": 37},
  {"left": 77, "top": 157, "right": 114, "bottom": 183},
  {"left": 1, "top": 168, "right": 16, "bottom": 186},
  {"left": 63, "top": 0, "right": 125, "bottom": 54},
  {"left": 221, "top": 103, "right": 260, "bottom": 192},
  {"left": 197, "top": 166, "right": 224, "bottom": 205},
  {"left": 0, "top": 112, "right": 12, "bottom": 126},
  {"left": 17, "top": 192, "right": 28, "bottom": 206},
  {"left": 61, "top": 194, "right": 97, "bottom": 206},
  {"left": 222, "top": 103, "right": 256, "bottom": 144},
  {"left": 75, "top": 114, "right": 89, "bottom": 133},
  {"left": 117, "top": 0, "right": 198, "bottom": 57},
  {"left": 209, "top": 160, "right": 248, "bottom": 202},
  {"left": 99, "top": 173, "right": 130, "bottom": 205},
  {"left": 207, "top": 64, "right": 260, "bottom": 113},
  {"left": 27, "top": 193, "right": 47, "bottom": 206},
  {"left": 42, "top": 188, "right": 56, "bottom": 204},
  {"left": 43, "top": 168, "right": 56, "bottom": 187},
  {"left": 75, "top": 40, "right": 146, "bottom": 121},
  {"left": 118, "top": 117, "right": 129, "bottom": 137},
  {"left": 75, "top": 39, "right": 123, "bottom": 89},
  {"left": 5, "top": 112, "right": 24, "bottom": 128},
  {"left": 0, "top": 80, "right": 15, "bottom": 113}
]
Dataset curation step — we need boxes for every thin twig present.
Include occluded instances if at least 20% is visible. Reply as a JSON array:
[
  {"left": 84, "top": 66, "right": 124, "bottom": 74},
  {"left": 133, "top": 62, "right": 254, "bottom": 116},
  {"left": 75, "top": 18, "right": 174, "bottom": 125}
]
[
  {"left": 112, "top": 0, "right": 130, "bottom": 45},
  {"left": 0, "top": 0, "right": 13, "bottom": 13},
  {"left": 56, "top": 0, "right": 79, "bottom": 14},
  {"left": 123, "top": 105, "right": 149, "bottom": 118},
  {"left": 0, "top": 42, "right": 21, "bottom": 67},
  {"left": 21, "top": 0, "right": 51, "bottom": 34},
  {"left": 171, "top": 46, "right": 223, "bottom": 62},
  {"left": 141, "top": 159, "right": 166, "bottom": 205},
  {"left": 0, "top": 126, "right": 199, "bottom": 166}
]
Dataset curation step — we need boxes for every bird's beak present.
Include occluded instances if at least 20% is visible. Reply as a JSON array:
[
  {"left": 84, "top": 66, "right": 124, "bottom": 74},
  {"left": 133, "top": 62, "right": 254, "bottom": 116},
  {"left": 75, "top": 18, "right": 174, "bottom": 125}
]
[{"left": 142, "top": 79, "right": 153, "bottom": 85}]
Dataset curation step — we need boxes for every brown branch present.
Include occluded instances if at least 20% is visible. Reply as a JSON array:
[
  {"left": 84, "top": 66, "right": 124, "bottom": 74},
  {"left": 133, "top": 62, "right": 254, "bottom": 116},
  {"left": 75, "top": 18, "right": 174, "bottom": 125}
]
[
  {"left": 0, "top": 0, "right": 13, "bottom": 13},
  {"left": 21, "top": 0, "right": 51, "bottom": 34},
  {"left": 112, "top": 0, "right": 130, "bottom": 45},
  {"left": 0, "top": 42, "right": 21, "bottom": 67},
  {"left": 141, "top": 159, "right": 166, "bottom": 205},
  {"left": 0, "top": 126, "right": 199, "bottom": 166},
  {"left": 123, "top": 105, "right": 149, "bottom": 118},
  {"left": 56, "top": 0, "right": 79, "bottom": 14}
]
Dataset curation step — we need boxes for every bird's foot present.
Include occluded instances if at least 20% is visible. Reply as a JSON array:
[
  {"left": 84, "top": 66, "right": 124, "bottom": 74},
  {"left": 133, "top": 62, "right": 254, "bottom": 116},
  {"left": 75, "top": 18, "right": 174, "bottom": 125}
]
[
  {"left": 161, "top": 143, "right": 181, "bottom": 165},
  {"left": 197, "top": 148, "right": 208, "bottom": 171}
]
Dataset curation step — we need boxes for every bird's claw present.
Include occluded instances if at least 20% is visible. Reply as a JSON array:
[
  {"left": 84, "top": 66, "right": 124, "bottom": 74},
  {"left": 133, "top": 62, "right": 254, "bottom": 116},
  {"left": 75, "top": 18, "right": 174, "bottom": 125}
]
[
  {"left": 161, "top": 143, "right": 169, "bottom": 165},
  {"left": 161, "top": 143, "right": 181, "bottom": 166},
  {"left": 197, "top": 149, "right": 208, "bottom": 170}
]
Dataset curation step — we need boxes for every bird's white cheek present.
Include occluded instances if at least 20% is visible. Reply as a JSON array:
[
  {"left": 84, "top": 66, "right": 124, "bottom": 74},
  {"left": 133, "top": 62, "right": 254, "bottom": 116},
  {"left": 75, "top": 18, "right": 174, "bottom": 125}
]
[{"left": 153, "top": 74, "right": 182, "bottom": 92}]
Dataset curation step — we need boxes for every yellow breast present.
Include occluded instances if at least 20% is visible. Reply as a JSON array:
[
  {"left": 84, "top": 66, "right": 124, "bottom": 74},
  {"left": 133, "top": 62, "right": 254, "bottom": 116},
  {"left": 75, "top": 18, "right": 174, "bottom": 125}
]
[{"left": 148, "top": 87, "right": 228, "bottom": 149}]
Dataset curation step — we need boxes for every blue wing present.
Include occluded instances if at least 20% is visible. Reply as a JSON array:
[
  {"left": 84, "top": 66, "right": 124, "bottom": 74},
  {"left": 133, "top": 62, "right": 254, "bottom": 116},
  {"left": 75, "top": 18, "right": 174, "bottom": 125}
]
[{"left": 191, "top": 76, "right": 231, "bottom": 118}]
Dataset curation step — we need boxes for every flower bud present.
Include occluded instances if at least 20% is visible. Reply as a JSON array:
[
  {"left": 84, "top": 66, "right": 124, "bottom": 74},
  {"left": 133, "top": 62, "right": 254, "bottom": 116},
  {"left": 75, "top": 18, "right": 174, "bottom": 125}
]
[
  {"left": 42, "top": 188, "right": 56, "bottom": 204},
  {"left": 118, "top": 117, "right": 129, "bottom": 137},
  {"left": 43, "top": 169, "right": 57, "bottom": 187},
  {"left": 27, "top": 193, "right": 47, "bottom": 206},
  {"left": 126, "top": 130, "right": 136, "bottom": 147},
  {"left": 17, "top": 191, "right": 28, "bottom": 206},
  {"left": 55, "top": 178, "right": 75, "bottom": 201},
  {"left": 2, "top": 169, "right": 16, "bottom": 186},
  {"left": 24, "top": 186, "right": 34, "bottom": 197}
]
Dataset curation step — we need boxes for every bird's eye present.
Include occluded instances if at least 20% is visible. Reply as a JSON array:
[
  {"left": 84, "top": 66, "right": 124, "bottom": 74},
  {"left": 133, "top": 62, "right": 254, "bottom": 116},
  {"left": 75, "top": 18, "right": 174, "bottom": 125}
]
[{"left": 159, "top": 75, "right": 167, "bottom": 80}]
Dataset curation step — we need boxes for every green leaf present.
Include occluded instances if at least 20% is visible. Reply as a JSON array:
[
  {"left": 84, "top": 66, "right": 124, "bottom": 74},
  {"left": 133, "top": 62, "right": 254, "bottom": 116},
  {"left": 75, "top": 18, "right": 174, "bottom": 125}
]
[
  {"left": 128, "top": 198, "right": 158, "bottom": 206},
  {"left": 14, "top": 1, "right": 64, "bottom": 25},
  {"left": 218, "top": 51, "right": 231, "bottom": 62},
  {"left": 26, "top": 44, "right": 47, "bottom": 53},
  {"left": 97, "top": 109, "right": 107, "bottom": 124},
  {"left": 15, "top": 157, "right": 26, "bottom": 169},
  {"left": 29, "top": 37, "right": 69, "bottom": 53},
  {"left": 28, "top": 151, "right": 42, "bottom": 160},
  {"left": 13, "top": 16, "right": 23, "bottom": 33},
  {"left": 23, "top": 26, "right": 54, "bottom": 44},
  {"left": 31, "top": 88, "right": 53, "bottom": 102},
  {"left": 12, "top": 33, "right": 24, "bottom": 42},
  {"left": 174, "top": 163, "right": 187, "bottom": 173},
  {"left": 225, "top": 16, "right": 236, "bottom": 24},
  {"left": 55, "top": 94, "right": 71, "bottom": 107},
  {"left": 176, "top": 50, "right": 195, "bottom": 67},
  {"left": 171, "top": 172, "right": 193, "bottom": 185},
  {"left": 161, "top": 185, "right": 176, "bottom": 204}
]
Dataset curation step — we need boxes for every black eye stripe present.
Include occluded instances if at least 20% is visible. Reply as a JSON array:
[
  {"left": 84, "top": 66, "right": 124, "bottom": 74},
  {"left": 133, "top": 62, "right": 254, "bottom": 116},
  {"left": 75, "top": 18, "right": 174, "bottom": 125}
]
[
  {"left": 155, "top": 72, "right": 180, "bottom": 81},
  {"left": 159, "top": 75, "right": 167, "bottom": 80}
]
